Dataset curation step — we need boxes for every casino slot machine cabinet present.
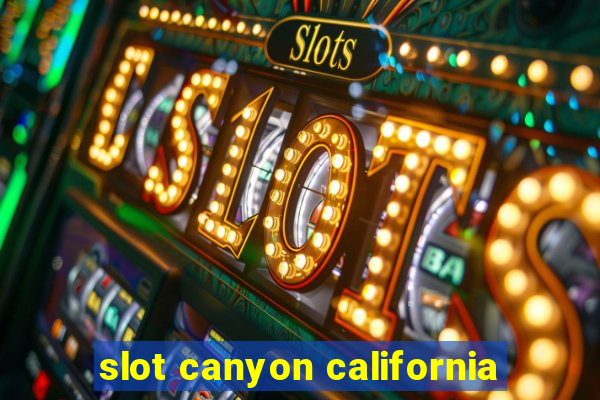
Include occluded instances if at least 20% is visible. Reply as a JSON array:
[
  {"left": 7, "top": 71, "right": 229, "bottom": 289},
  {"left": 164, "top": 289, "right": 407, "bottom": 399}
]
[
  {"left": 1, "top": 0, "right": 599, "bottom": 399},
  {"left": 0, "top": 0, "right": 120, "bottom": 317}
]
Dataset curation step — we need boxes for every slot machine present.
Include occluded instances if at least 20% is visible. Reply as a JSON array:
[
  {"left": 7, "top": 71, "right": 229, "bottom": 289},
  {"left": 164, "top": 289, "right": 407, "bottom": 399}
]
[
  {"left": 0, "top": 0, "right": 599, "bottom": 399},
  {"left": 0, "top": 0, "right": 119, "bottom": 311}
]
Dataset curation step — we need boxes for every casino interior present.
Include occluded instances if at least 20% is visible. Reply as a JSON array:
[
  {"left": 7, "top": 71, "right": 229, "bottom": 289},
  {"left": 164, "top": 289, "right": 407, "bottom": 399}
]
[{"left": 0, "top": 0, "right": 599, "bottom": 399}]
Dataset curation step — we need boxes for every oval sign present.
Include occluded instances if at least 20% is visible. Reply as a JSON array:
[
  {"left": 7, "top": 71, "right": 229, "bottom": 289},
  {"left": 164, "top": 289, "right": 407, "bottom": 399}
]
[{"left": 265, "top": 16, "right": 392, "bottom": 81}]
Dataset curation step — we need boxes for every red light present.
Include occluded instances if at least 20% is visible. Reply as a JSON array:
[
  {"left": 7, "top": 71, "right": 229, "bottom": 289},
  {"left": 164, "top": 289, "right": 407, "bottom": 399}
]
[{"left": 32, "top": 370, "right": 50, "bottom": 400}]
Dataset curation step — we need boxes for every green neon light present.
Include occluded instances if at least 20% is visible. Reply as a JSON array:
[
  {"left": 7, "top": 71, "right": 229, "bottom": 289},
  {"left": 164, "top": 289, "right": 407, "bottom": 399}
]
[
  {"left": 39, "top": 0, "right": 90, "bottom": 91},
  {"left": 4, "top": 0, "right": 43, "bottom": 65},
  {"left": 0, "top": 153, "right": 28, "bottom": 250}
]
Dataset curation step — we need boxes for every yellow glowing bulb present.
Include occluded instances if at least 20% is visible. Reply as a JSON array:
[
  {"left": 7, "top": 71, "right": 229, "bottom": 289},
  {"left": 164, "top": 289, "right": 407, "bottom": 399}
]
[
  {"left": 119, "top": 61, "right": 131, "bottom": 74},
  {"left": 488, "top": 392, "right": 513, "bottom": 400},
  {"left": 490, "top": 55, "right": 509, "bottom": 76},
  {"left": 89, "top": 145, "right": 99, "bottom": 159},
  {"left": 235, "top": 125, "right": 248, "bottom": 139},
  {"left": 182, "top": 13, "right": 192, "bottom": 25},
  {"left": 171, "top": 116, "right": 182, "bottom": 129},
  {"left": 368, "top": 257, "right": 383, "bottom": 274},
  {"left": 265, "top": 243, "right": 276, "bottom": 256},
  {"left": 427, "top": 46, "right": 442, "bottom": 63},
  {"left": 263, "top": 216, "right": 275, "bottom": 229},
  {"left": 148, "top": 166, "right": 159, "bottom": 179},
  {"left": 229, "top": 145, "right": 241, "bottom": 158},
  {"left": 295, "top": 254, "right": 308, "bottom": 270},
  {"left": 352, "top": 308, "right": 366, "bottom": 326},
  {"left": 369, "top": 318, "right": 387, "bottom": 338},
  {"left": 524, "top": 295, "right": 553, "bottom": 326},
  {"left": 173, "top": 170, "right": 183, "bottom": 183},
  {"left": 571, "top": 65, "right": 594, "bottom": 92},
  {"left": 105, "top": 88, "right": 117, "bottom": 102},
  {"left": 399, "top": 41, "right": 411, "bottom": 57},
  {"left": 202, "top": 73, "right": 212, "bottom": 87},
  {"left": 216, "top": 183, "right": 227, "bottom": 196},
  {"left": 527, "top": 60, "right": 548, "bottom": 83},
  {"left": 516, "top": 374, "right": 545, "bottom": 400},
  {"left": 529, "top": 338, "right": 558, "bottom": 369},
  {"left": 252, "top": 23, "right": 262, "bottom": 36},
  {"left": 108, "top": 145, "right": 119, "bottom": 158},
  {"left": 236, "top": 21, "right": 246, "bottom": 33},
  {"left": 222, "top": 163, "right": 233, "bottom": 176},
  {"left": 242, "top": 107, "right": 254, "bottom": 120},
  {"left": 504, "top": 269, "right": 528, "bottom": 296},
  {"left": 517, "top": 177, "right": 542, "bottom": 205},
  {"left": 212, "top": 76, "right": 223, "bottom": 89},
  {"left": 175, "top": 99, "right": 186, "bottom": 113},
  {"left": 227, "top": 230, "right": 238, "bottom": 244},
  {"left": 144, "top": 179, "right": 154, "bottom": 192},
  {"left": 321, "top": 206, "right": 334, "bottom": 221},
  {"left": 387, "top": 201, "right": 401, "bottom": 217},
  {"left": 159, "top": 191, "right": 168, "bottom": 203},
  {"left": 149, "top": 7, "right": 159, "bottom": 20},
  {"left": 195, "top": 15, "right": 204, "bottom": 27},
  {"left": 135, "top": 63, "right": 147, "bottom": 76},
  {"left": 329, "top": 180, "right": 343, "bottom": 196},
  {"left": 99, "top": 120, "right": 111, "bottom": 134},
  {"left": 396, "top": 125, "right": 411, "bottom": 142},
  {"left": 381, "top": 121, "right": 395, "bottom": 138},
  {"left": 209, "top": 201, "right": 221, "bottom": 214},
  {"left": 362, "top": 284, "right": 378, "bottom": 301},
  {"left": 582, "top": 192, "right": 600, "bottom": 225},
  {"left": 312, "top": 232, "right": 325, "bottom": 249},
  {"left": 489, "top": 239, "right": 513, "bottom": 266},
  {"left": 433, "top": 136, "right": 451, "bottom": 155},
  {"left": 167, "top": 185, "right": 178, "bottom": 198},
  {"left": 177, "top": 155, "right": 189, "bottom": 169},
  {"left": 139, "top": 5, "right": 149, "bottom": 18},
  {"left": 113, "top": 74, "right": 125, "bottom": 88},
  {"left": 456, "top": 50, "right": 471, "bottom": 68},
  {"left": 415, "top": 130, "right": 431, "bottom": 148},
  {"left": 278, "top": 261, "right": 289, "bottom": 277},
  {"left": 404, "top": 153, "right": 419, "bottom": 170},
  {"left": 395, "top": 175, "right": 410, "bottom": 193},
  {"left": 452, "top": 139, "right": 471, "bottom": 160},
  {"left": 216, "top": 226, "right": 226, "bottom": 239},
  {"left": 439, "top": 327, "right": 460, "bottom": 341},
  {"left": 178, "top": 140, "right": 189, "bottom": 153},
  {"left": 549, "top": 172, "right": 576, "bottom": 202},
  {"left": 274, "top": 168, "right": 286, "bottom": 182},
  {"left": 208, "top": 94, "right": 218, "bottom": 107},
  {"left": 205, "top": 219, "right": 215, "bottom": 232},
  {"left": 376, "top": 228, "right": 392, "bottom": 246},
  {"left": 190, "top": 73, "right": 201, "bottom": 86},
  {"left": 154, "top": 182, "right": 164, "bottom": 194},
  {"left": 221, "top": 19, "right": 231, "bottom": 31},
  {"left": 159, "top": 9, "right": 170, "bottom": 22},
  {"left": 332, "top": 154, "right": 345, "bottom": 170},
  {"left": 338, "top": 299, "right": 349, "bottom": 313},
  {"left": 170, "top": 10, "right": 181, "bottom": 22},
  {"left": 498, "top": 203, "right": 522, "bottom": 229},
  {"left": 373, "top": 145, "right": 385, "bottom": 159},
  {"left": 207, "top": 18, "right": 217, "bottom": 29},
  {"left": 450, "top": 168, "right": 467, "bottom": 186},
  {"left": 270, "top": 189, "right": 283, "bottom": 204},
  {"left": 283, "top": 148, "right": 296, "bottom": 161},
  {"left": 93, "top": 134, "right": 105, "bottom": 147},
  {"left": 182, "top": 87, "right": 193, "bottom": 99}
]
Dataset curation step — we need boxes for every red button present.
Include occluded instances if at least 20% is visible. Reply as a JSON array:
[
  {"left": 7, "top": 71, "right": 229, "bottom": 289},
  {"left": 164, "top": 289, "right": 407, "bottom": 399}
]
[{"left": 32, "top": 370, "right": 50, "bottom": 400}]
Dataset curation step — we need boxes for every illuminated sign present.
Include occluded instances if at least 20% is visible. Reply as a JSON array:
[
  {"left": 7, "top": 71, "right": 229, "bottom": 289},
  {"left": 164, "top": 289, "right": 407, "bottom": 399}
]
[{"left": 265, "top": 17, "right": 391, "bottom": 81}]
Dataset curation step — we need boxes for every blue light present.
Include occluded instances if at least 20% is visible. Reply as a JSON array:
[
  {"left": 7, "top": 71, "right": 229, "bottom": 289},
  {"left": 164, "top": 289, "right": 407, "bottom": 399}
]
[
  {"left": 152, "top": 28, "right": 164, "bottom": 40},
  {"left": 545, "top": 91, "right": 556, "bottom": 106},
  {"left": 396, "top": 64, "right": 403, "bottom": 74},
  {"left": 569, "top": 96, "right": 580, "bottom": 110},
  {"left": 489, "top": 122, "right": 504, "bottom": 143},
  {"left": 503, "top": 136, "right": 517, "bottom": 156},
  {"left": 547, "top": 145, "right": 556, "bottom": 157},
  {"left": 588, "top": 146, "right": 599, "bottom": 159},
  {"left": 389, "top": 56, "right": 396, "bottom": 68},
  {"left": 378, "top": 52, "right": 389, "bottom": 67},
  {"left": 543, "top": 120, "right": 554, "bottom": 133},
  {"left": 511, "top": 111, "right": 520, "bottom": 124},
  {"left": 416, "top": 71, "right": 425, "bottom": 81}
]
